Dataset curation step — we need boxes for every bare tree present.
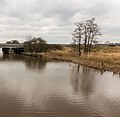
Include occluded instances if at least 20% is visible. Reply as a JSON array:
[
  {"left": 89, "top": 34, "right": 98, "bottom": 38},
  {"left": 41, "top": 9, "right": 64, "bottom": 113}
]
[
  {"left": 25, "top": 35, "right": 33, "bottom": 41},
  {"left": 72, "top": 22, "right": 84, "bottom": 56},
  {"left": 6, "top": 40, "right": 20, "bottom": 44},
  {"left": 72, "top": 18, "right": 101, "bottom": 55}
]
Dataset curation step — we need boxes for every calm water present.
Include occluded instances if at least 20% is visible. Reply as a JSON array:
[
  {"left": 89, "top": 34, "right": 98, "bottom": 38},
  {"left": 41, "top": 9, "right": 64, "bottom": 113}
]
[{"left": 0, "top": 52, "right": 120, "bottom": 117}]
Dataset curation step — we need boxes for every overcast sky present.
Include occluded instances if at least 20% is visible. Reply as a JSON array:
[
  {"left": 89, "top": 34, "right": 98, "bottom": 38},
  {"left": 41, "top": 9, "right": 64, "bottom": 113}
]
[{"left": 0, "top": 0, "right": 120, "bottom": 43}]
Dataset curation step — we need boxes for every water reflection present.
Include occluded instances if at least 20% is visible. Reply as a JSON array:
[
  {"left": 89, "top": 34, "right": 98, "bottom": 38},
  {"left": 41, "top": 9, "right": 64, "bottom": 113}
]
[
  {"left": 70, "top": 65, "right": 96, "bottom": 97},
  {"left": 1, "top": 54, "right": 47, "bottom": 71},
  {"left": 0, "top": 53, "right": 119, "bottom": 117},
  {"left": 70, "top": 64, "right": 120, "bottom": 117},
  {"left": 0, "top": 91, "right": 27, "bottom": 117}
]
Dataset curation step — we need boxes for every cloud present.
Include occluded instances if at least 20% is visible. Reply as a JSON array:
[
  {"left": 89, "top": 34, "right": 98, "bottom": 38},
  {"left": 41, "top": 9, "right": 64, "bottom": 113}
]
[{"left": 0, "top": 0, "right": 119, "bottom": 43}]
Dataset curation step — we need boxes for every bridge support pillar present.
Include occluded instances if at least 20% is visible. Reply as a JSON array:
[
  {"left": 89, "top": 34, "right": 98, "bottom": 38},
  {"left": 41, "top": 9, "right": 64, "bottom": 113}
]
[
  {"left": 2, "top": 48, "right": 10, "bottom": 54},
  {"left": 2, "top": 48, "right": 24, "bottom": 54}
]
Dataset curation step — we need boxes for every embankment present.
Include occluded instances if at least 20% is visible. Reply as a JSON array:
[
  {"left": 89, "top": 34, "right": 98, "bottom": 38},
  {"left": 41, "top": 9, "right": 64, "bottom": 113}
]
[{"left": 21, "top": 49, "right": 120, "bottom": 74}]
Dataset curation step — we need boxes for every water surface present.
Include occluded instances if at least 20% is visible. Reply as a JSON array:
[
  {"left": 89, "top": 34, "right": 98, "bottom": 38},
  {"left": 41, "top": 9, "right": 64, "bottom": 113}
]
[{"left": 0, "top": 53, "right": 119, "bottom": 117}]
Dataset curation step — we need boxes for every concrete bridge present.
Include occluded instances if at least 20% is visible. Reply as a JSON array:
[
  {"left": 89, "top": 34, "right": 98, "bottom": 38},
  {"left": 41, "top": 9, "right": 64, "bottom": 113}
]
[
  {"left": 0, "top": 43, "right": 23, "bottom": 48},
  {"left": 0, "top": 43, "right": 24, "bottom": 54}
]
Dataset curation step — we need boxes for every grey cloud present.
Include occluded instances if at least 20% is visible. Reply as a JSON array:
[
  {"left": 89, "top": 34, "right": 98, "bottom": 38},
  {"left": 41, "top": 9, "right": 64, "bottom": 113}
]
[{"left": 0, "top": 0, "right": 119, "bottom": 43}]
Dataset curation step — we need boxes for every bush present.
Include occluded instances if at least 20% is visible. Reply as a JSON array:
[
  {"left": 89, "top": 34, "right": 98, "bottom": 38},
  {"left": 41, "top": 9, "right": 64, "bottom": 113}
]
[{"left": 23, "top": 36, "right": 63, "bottom": 53}]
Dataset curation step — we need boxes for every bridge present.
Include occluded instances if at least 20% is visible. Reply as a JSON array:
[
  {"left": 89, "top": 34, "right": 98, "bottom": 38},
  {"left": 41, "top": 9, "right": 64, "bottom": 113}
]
[
  {"left": 0, "top": 43, "right": 24, "bottom": 54},
  {"left": 0, "top": 43, "right": 23, "bottom": 48}
]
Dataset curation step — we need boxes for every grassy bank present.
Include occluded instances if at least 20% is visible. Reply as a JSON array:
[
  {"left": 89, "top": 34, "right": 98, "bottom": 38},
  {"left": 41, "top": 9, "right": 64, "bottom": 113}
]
[
  {"left": 22, "top": 46, "right": 120, "bottom": 74},
  {"left": 42, "top": 46, "right": 120, "bottom": 74}
]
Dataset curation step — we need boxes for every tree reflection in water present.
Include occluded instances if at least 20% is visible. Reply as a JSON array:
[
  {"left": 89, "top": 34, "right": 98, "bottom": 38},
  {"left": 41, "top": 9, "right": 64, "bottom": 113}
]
[
  {"left": 70, "top": 64, "right": 96, "bottom": 97},
  {"left": 1, "top": 54, "right": 47, "bottom": 71}
]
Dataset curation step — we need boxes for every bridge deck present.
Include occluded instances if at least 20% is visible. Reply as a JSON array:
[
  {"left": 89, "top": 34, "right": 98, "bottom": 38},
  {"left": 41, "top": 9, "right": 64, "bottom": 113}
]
[{"left": 0, "top": 43, "right": 23, "bottom": 48}]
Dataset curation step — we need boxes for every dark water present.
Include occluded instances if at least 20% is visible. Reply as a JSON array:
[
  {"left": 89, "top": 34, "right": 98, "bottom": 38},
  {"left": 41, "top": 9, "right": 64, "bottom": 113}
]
[{"left": 0, "top": 53, "right": 120, "bottom": 117}]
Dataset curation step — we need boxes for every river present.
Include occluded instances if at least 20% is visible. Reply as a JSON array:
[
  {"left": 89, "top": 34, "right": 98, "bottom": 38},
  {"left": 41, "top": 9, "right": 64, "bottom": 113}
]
[{"left": 0, "top": 50, "right": 119, "bottom": 117}]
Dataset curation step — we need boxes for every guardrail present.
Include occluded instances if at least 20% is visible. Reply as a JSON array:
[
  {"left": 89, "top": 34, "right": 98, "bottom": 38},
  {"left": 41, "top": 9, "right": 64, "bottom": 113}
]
[{"left": 0, "top": 43, "right": 23, "bottom": 48}]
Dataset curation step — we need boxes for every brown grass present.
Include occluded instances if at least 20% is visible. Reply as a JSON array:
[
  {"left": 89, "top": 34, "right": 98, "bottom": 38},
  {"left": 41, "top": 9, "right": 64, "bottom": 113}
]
[{"left": 42, "top": 46, "right": 120, "bottom": 74}]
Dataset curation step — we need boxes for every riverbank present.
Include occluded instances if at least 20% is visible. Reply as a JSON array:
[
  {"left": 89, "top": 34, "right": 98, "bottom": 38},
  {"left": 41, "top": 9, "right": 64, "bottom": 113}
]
[{"left": 22, "top": 46, "right": 120, "bottom": 74}]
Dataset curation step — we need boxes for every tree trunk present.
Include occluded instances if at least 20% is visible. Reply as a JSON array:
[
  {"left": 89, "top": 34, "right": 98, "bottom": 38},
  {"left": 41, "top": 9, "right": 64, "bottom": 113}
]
[
  {"left": 78, "top": 38, "right": 81, "bottom": 56},
  {"left": 87, "top": 32, "right": 91, "bottom": 53},
  {"left": 84, "top": 27, "right": 87, "bottom": 53},
  {"left": 89, "top": 34, "right": 94, "bottom": 53}
]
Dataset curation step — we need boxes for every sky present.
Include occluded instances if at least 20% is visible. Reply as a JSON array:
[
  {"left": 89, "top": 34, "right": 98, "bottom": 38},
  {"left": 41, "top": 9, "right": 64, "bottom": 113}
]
[{"left": 0, "top": 0, "right": 120, "bottom": 44}]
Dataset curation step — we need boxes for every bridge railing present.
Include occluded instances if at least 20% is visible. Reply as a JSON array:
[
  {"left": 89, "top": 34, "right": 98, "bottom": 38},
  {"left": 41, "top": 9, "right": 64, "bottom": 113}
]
[{"left": 0, "top": 43, "right": 24, "bottom": 48}]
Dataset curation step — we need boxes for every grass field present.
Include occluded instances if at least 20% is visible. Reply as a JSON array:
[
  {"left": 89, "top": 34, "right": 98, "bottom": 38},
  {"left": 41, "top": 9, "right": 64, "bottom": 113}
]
[{"left": 43, "top": 46, "right": 120, "bottom": 74}]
